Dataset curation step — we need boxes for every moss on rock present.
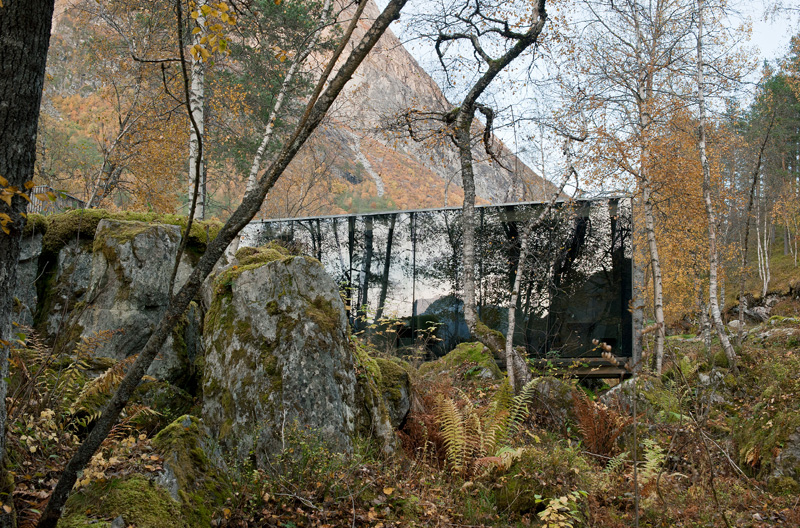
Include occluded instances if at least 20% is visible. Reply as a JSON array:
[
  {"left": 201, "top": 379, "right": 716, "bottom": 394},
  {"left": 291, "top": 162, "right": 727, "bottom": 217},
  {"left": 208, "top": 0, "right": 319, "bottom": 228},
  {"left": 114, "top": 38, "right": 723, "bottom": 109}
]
[
  {"left": 418, "top": 342, "right": 501, "bottom": 380},
  {"left": 474, "top": 321, "right": 506, "bottom": 356},
  {"left": 152, "top": 415, "right": 231, "bottom": 527},
  {"left": 23, "top": 212, "right": 48, "bottom": 237},
  {"left": 215, "top": 243, "right": 293, "bottom": 294},
  {"left": 59, "top": 476, "right": 186, "bottom": 528},
  {"left": 41, "top": 209, "right": 221, "bottom": 258}
]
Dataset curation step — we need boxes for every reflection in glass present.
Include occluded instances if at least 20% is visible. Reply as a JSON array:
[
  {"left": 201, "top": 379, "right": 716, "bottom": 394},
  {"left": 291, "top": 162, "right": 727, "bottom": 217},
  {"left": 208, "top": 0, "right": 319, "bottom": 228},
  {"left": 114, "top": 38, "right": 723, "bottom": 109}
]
[{"left": 240, "top": 198, "right": 633, "bottom": 360}]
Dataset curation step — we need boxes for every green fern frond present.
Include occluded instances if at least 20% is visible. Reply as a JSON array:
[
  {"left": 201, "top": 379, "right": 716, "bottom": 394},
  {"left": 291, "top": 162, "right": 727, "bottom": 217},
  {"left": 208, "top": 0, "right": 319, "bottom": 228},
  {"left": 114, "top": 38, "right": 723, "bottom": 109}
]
[
  {"left": 437, "top": 396, "right": 467, "bottom": 472},
  {"left": 70, "top": 355, "right": 137, "bottom": 415},
  {"left": 506, "top": 379, "right": 538, "bottom": 439}
]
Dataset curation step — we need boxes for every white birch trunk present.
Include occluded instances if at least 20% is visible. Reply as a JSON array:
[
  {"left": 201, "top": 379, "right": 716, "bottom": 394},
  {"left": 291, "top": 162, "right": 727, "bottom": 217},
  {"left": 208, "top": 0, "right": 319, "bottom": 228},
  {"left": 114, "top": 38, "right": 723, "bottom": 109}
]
[
  {"left": 245, "top": 0, "right": 333, "bottom": 194},
  {"left": 695, "top": 0, "right": 737, "bottom": 369},
  {"left": 189, "top": 1, "right": 206, "bottom": 220},
  {"left": 642, "top": 182, "right": 666, "bottom": 374}
]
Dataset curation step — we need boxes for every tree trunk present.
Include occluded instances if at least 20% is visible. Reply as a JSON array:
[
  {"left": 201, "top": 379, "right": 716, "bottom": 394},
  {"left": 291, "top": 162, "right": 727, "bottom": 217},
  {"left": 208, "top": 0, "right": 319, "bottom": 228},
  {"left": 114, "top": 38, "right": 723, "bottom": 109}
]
[
  {"left": 455, "top": 113, "right": 479, "bottom": 334},
  {"left": 36, "top": 2, "right": 408, "bottom": 525},
  {"left": 357, "top": 215, "right": 374, "bottom": 329},
  {"left": 0, "top": 0, "right": 56, "bottom": 525},
  {"left": 642, "top": 183, "right": 665, "bottom": 373},
  {"left": 374, "top": 213, "right": 396, "bottom": 323},
  {"left": 188, "top": 0, "right": 206, "bottom": 220},
  {"left": 695, "top": 0, "right": 737, "bottom": 370}
]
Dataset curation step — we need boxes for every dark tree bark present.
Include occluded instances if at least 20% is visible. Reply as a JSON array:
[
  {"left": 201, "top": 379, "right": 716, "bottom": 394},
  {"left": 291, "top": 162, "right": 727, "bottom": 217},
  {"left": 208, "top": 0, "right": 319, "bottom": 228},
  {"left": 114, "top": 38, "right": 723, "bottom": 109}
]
[
  {"left": 0, "top": 1, "right": 56, "bottom": 525},
  {"left": 36, "top": 1, "right": 408, "bottom": 525},
  {"left": 374, "top": 213, "right": 396, "bottom": 323}
]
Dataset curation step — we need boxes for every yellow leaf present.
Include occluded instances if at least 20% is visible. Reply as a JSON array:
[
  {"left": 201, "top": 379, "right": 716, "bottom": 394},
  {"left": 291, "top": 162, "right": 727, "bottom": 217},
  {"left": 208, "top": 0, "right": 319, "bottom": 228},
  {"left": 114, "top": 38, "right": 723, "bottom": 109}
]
[
  {"left": 0, "top": 175, "right": 8, "bottom": 187},
  {"left": 192, "top": 27, "right": 202, "bottom": 35},
  {"left": 383, "top": 487, "right": 394, "bottom": 495},
  {"left": 2, "top": 505, "right": 11, "bottom": 514},
  {"left": 24, "top": 180, "right": 35, "bottom": 190},
  {"left": 191, "top": 10, "right": 199, "bottom": 19},
  {"left": 0, "top": 226, "right": 7, "bottom": 235},
  {"left": 223, "top": 508, "right": 231, "bottom": 518},
  {"left": 0, "top": 195, "right": 11, "bottom": 207},
  {"left": 200, "top": 4, "right": 212, "bottom": 15}
]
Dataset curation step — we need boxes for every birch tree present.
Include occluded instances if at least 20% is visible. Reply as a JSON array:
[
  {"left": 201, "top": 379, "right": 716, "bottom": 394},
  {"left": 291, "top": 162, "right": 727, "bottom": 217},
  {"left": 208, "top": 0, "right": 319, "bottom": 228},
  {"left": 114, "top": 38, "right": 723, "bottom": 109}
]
[
  {"left": 565, "top": 0, "right": 695, "bottom": 373},
  {"left": 401, "top": 0, "right": 549, "bottom": 342}
]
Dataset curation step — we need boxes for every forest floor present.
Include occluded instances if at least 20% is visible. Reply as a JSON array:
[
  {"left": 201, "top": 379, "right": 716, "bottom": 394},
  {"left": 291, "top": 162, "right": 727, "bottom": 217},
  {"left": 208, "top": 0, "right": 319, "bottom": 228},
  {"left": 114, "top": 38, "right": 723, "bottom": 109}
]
[{"left": 8, "top": 305, "right": 800, "bottom": 527}]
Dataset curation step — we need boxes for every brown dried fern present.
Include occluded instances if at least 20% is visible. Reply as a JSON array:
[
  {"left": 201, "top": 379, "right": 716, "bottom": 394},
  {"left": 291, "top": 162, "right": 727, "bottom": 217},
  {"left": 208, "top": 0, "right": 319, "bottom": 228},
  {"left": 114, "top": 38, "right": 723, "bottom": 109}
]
[{"left": 572, "top": 390, "right": 631, "bottom": 459}]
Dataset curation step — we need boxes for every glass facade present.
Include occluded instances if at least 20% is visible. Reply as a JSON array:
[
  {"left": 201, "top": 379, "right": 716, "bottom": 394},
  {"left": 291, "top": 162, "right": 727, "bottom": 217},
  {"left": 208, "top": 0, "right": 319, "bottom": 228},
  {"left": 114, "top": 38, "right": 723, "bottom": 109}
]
[{"left": 241, "top": 198, "right": 633, "bottom": 360}]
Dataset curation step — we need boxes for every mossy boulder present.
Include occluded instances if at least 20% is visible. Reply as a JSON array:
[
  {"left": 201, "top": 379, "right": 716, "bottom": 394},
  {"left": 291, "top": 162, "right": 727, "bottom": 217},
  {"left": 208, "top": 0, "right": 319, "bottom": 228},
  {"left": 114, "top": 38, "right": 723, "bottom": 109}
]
[
  {"left": 59, "top": 476, "right": 187, "bottom": 528},
  {"left": 418, "top": 342, "right": 502, "bottom": 381},
  {"left": 202, "top": 251, "right": 357, "bottom": 464},
  {"left": 352, "top": 344, "right": 401, "bottom": 454},
  {"left": 152, "top": 415, "right": 230, "bottom": 526},
  {"left": 492, "top": 444, "right": 592, "bottom": 516},
  {"left": 72, "top": 219, "right": 198, "bottom": 383},
  {"left": 374, "top": 357, "right": 411, "bottom": 428},
  {"left": 40, "top": 209, "right": 220, "bottom": 260}
]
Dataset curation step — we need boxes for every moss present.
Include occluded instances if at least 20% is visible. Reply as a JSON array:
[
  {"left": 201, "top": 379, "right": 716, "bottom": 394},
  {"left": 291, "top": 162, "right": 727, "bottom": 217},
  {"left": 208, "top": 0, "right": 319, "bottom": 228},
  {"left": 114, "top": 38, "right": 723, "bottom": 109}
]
[
  {"left": 492, "top": 444, "right": 593, "bottom": 516},
  {"left": 60, "top": 476, "right": 186, "bottom": 528},
  {"left": 41, "top": 209, "right": 221, "bottom": 258},
  {"left": 307, "top": 296, "right": 339, "bottom": 336},
  {"left": 767, "top": 475, "right": 800, "bottom": 495},
  {"left": 153, "top": 415, "right": 231, "bottom": 527},
  {"left": 23, "top": 213, "right": 48, "bottom": 237},
  {"left": 474, "top": 321, "right": 506, "bottom": 355},
  {"left": 375, "top": 357, "right": 407, "bottom": 405},
  {"left": 352, "top": 342, "right": 382, "bottom": 382},
  {"left": 215, "top": 246, "right": 293, "bottom": 294},
  {"left": 418, "top": 342, "right": 501, "bottom": 379}
]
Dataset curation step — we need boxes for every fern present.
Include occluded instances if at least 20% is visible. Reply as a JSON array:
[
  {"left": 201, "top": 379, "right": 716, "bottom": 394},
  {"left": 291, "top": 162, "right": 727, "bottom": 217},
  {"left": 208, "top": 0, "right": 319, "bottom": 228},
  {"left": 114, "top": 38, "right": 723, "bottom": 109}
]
[
  {"left": 70, "top": 355, "right": 137, "bottom": 416},
  {"left": 640, "top": 439, "right": 665, "bottom": 486},
  {"left": 437, "top": 396, "right": 467, "bottom": 472},
  {"left": 435, "top": 379, "right": 541, "bottom": 476}
]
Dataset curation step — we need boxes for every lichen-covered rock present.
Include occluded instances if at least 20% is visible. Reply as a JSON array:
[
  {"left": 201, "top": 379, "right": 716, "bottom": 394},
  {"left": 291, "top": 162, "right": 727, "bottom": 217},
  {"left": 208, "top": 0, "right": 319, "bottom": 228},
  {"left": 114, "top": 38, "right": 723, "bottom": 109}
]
[
  {"left": 352, "top": 344, "right": 399, "bottom": 454},
  {"left": 202, "top": 250, "right": 357, "bottom": 463},
  {"left": 152, "top": 415, "right": 230, "bottom": 526},
  {"left": 40, "top": 238, "right": 93, "bottom": 338},
  {"left": 770, "top": 426, "right": 800, "bottom": 493},
  {"left": 59, "top": 476, "right": 188, "bottom": 528},
  {"left": 375, "top": 357, "right": 411, "bottom": 428},
  {"left": 13, "top": 232, "right": 42, "bottom": 327},
  {"left": 73, "top": 219, "right": 196, "bottom": 383},
  {"left": 418, "top": 342, "right": 502, "bottom": 381}
]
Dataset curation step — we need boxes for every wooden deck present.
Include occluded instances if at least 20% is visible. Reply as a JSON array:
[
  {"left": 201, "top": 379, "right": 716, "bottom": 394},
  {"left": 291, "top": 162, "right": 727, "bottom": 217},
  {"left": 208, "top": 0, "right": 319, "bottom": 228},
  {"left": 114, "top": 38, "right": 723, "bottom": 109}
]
[{"left": 528, "top": 357, "right": 633, "bottom": 379}]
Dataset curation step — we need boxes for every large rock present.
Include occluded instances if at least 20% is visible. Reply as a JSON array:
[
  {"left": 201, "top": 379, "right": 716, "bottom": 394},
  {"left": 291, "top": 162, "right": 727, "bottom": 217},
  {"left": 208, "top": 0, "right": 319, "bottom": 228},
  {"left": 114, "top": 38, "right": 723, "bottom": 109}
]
[
  {"left": 12, "top": 232, "right": 42, "bottom": 327},
  {"left": 771, "top": 426, "right": 800, "bottom": 493},
  {"left": 202, "top": 247, "right": 357, "bottom": 463},
  {"left": 40, "top": 238, "right": 93, "bottom": 339},
  {"left": 74, "top": 219, "right": 197, "bottom": 382}
]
